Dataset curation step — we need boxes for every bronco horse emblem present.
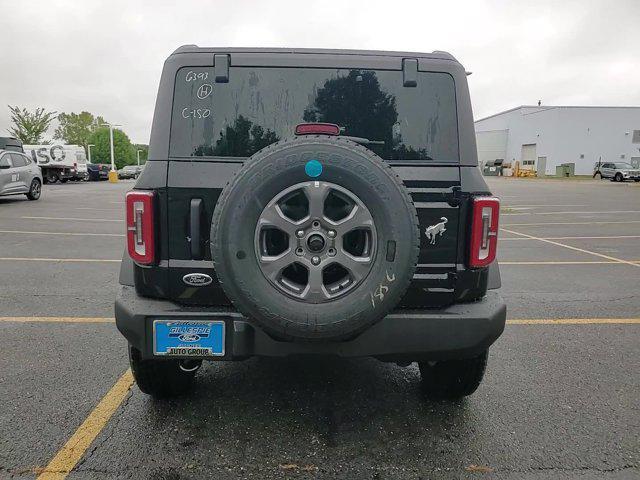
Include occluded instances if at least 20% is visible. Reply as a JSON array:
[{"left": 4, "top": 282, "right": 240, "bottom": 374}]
[{"left": 425, "top": 217, "right": 448, "bottom": 245}]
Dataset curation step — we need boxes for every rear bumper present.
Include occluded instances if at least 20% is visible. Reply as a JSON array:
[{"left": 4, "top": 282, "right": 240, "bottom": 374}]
[{"left": 115, "top": 285, "right": 506, "bottom": 362}]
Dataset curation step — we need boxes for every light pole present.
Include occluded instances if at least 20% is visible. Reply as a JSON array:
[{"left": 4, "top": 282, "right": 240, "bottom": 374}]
[
  {"left": 99, "top": 122, "right": 121, "bottom": 183},
  {"left": 137, "top": 149, "right": 142, "bottom": 166},
  {"left": 87, "top": 144, "right": 95, "bottom": 163}
]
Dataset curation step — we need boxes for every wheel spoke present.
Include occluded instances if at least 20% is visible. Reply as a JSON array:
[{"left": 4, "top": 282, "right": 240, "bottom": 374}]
[
  {"left": 303, "top": 182, "right": 331, "bottom": 220},
  {"left": 301, "top": 265, "right": 329, "bottom": 302},
  {"left": 331, "top": 204, "right": 374, "bottom": 235},
  {"left": 258, "top": 203, "right": 297, "bottom": 235},
  {"left": 259, "top": 250, "right": 296, "bottom": 281}
]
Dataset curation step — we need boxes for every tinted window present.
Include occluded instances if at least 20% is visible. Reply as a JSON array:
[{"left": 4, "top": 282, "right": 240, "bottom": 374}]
[
  {"left": 10, "top": 153, "right": 27, "bottom": 167},
  {"left": 0, "top": 154, "right": 12, "bottom": 168},
  {"left": 170, "top": 67, "right": 458, "bottom": 162}
]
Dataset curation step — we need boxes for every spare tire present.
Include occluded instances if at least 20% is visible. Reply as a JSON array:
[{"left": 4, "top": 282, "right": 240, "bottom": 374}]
[{"left": 211, "top": 136, "right": 419, "bottom": 341}]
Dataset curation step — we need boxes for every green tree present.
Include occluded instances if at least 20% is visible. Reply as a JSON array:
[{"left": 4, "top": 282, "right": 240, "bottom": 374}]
[
  {"left": 54, "top": 111, "right": 106, "bottom": 150},
  {"left": 133, "top": 144, "right": 149, "bottom": 165},
  {"left": 87, "top": 127, "right": 136, "bottom": 169},
  {"left": 8, "top": 106, "right": 57, "bottom": 143},
  {"left": 193, "top": 115, "right": 278, "bottom": 157}
]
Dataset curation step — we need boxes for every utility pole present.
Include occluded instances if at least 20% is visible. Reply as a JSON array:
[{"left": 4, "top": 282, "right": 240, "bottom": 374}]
[
  {"left": 137, "top": 149, "right": 142, "bottom": 166},
  {"left": 88, "top": 144, "right": 95, "bottom": 163}
]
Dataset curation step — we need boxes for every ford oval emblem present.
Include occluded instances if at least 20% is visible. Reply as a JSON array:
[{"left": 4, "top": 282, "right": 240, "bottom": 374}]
[
  {"left": 182, "top": 273, "right": 213, "bottom": 287},
  {"left": 179, "top": 333, "right": 201, "bottom": 342}
]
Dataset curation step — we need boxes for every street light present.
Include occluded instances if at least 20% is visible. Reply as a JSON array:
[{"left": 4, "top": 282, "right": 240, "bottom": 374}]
[
  {"left": 137, "top": 149, "right": 143, "bottom": 166},
  {"left": 87, "top": 144, "right": 95, "bottom": 164},
  {"left": 98, "top": 122, "right": 121, "bottom": 183}
]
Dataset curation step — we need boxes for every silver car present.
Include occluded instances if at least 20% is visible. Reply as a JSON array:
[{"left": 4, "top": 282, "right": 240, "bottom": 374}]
[
  {"left": 0, "top": 149, "right": 43, "bottom": 200},
  {"left": 595, "top": 161, "right": 640, "bottom": 182}
]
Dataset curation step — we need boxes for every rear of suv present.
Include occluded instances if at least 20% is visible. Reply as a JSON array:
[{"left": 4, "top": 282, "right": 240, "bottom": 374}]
[{"left": 116, "top": 47, "right": 506, "bottom": 399}]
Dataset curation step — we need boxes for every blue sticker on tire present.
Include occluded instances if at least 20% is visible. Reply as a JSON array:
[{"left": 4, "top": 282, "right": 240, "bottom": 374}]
[
  {"left": 153, "top": 320, "right": 225, "bottom": 356},
  {"left": 305, "top": 159, "right": 323, "bottom": 177}
]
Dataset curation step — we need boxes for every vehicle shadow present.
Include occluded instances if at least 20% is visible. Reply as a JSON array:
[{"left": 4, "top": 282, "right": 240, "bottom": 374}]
[{"left": 137, "top": 357, "right": 482, "bottom": 475}]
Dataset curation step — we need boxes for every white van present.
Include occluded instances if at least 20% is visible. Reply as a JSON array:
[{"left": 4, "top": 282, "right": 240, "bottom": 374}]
[{"left": 23, "top": 144, "right": 87, "bottom": 183}]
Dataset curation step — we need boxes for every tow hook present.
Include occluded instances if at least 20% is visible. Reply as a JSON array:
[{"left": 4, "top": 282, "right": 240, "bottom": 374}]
[{"left": 179, "top": 359, "right": 202, "bottom": 372}]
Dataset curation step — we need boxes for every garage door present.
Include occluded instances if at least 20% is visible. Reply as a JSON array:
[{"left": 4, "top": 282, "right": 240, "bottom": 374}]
[{"left": 521, "top": 144, "right": 537, "bottom": 170}]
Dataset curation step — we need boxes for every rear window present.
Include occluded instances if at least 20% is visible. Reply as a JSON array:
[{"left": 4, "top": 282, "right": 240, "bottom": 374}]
[{"left": 170, "top": 67, "right": 458, "bottom": 162}]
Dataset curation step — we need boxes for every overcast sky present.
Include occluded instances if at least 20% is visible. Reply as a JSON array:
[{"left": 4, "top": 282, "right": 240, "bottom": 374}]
[{"left": 1, "top": 0, "right": 638, "bottom": 145}]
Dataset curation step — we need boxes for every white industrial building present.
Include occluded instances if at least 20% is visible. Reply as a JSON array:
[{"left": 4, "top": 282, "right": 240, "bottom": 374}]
[{"left": 475, "top": 105, "right": 640, "bottom": 176}]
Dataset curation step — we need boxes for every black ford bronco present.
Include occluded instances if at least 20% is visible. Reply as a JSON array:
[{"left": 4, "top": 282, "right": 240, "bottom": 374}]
[{"left": 116, "top": 47, "right": 506, "bottom": 399}]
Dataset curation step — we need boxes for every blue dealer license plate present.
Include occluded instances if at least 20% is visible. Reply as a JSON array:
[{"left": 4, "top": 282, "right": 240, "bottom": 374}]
[{"left": 153, "top": 320, "right": 225, "bottom": 356}]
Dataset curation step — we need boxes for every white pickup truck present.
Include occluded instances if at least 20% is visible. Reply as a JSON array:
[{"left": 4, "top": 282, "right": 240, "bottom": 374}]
[{"left": 23, "top": 144, "right": 88, "bottom": 183}]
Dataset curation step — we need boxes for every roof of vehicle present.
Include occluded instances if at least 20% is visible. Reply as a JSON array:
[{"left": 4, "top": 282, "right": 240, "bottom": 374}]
[{"left": 169, "top": 45, "right": 459, "bottom": 63}]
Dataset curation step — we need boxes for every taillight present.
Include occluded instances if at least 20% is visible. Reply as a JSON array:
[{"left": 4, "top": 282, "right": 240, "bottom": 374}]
[
  {"left": 295, "top": 123, "right": 340, "bottom": 136},
  {"left": 126, "top": 191, "right": 155, "bottom": 265},
  {"left": 468, "top": 196, "right": 500, "bottom": 268}
]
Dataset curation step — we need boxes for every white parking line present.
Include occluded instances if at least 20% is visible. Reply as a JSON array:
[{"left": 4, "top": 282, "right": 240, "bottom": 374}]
[
  {"left": 0, "top": 230, "right": 124, "bottom": 237},
  {"left": 0, "top": 257, "right": 120, "bottom": 263},
  {"left": 502, "top": 210, "right": 640, "bottom": 216},
  {"left": 500, "top": 260, "right": 640, "bottom": 265},
  {"left": 500, "top": 228, "right": 640, "bottom": 268},
  {"left": 19, "top": 216, "right": 122, "bottom": 223},
  {"left": 503, "top": 204, "right": 587, "bottom": 208},
  {"left": 502, "top": 220, "right": 640, "bottom": 227},
  {"left": 75, "top": 207, "right": 121, "bottom": 212},
  {"left": 500, "top": 235, "right": 640, "bottom": 241}
]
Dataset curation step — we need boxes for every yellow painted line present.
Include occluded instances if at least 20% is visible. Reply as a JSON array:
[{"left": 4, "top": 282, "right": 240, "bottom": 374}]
[
  {"left": 500, "top": 235, "right": 640, "bottom": 241},
  {"left": 0, "top": 316, "right": 114, "bottom": 323},
  {"left": 0, "top": 230, "right": 124, "bottom": 237},
  {"left": 508, "top": 318, "right": 640, "bottom": 325},
  {"left": 502, "top": 220, "right": 640, "bottom": 226},
  {"left": 20, "top": 216, "right": 122, "bottom": 223},
  {"left": 499, "top": 260, "right": 640, "bottom": 265},
  {"left": 37, "top": 370, "right": 134, "bottom": 480},
  {"left": 0, "top": 257, "right": 120, "bottom": 263},
  {"left": 500, "top": 227, "right": 640, "bottom": 268}
]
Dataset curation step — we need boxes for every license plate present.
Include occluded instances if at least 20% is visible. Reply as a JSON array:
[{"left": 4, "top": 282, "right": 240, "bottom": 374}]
[{"left": 153, "top": 320, "right": 225, "bottom": 357}]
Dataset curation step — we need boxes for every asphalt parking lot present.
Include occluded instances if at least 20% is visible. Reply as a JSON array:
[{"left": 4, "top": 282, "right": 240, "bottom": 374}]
[{"left": 0, "top": 178, "right": 638, "bottom": 480}]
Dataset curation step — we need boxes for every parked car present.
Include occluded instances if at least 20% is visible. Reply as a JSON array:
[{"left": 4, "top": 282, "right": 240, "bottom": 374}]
[
  {"left": 594, "top": 161, "right": 640, "bottom": 182},
  {"left": 118, "top": 165, "right": 142, "bottom": 179},
  {"left": 0, "top": 149, "right": 43, "bottom": 200},
  {"left": 116, "top": 46, "right": 505, "bottom": 400},
  {"left": 87, "top": 163, "right": 111, "bottom": 181}
]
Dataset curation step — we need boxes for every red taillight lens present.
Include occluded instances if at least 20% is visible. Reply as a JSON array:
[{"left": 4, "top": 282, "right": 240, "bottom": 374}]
[
  {"left": 469, "top": 196, "right": 500, "bottom": 268},
  {"left": 126, "top": 190, "right": 155, "bottom": 265},
  {"left": 295, "top": 123, "right": 340, "bottom": 136}
]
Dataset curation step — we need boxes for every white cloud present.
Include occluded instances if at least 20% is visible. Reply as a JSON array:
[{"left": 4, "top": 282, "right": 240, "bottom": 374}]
[{"left": 1, "top": 0, "right": 638, "bottom": 144}]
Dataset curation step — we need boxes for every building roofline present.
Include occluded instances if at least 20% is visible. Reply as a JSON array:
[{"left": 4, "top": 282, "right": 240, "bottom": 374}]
[{"left": 475, "top": 104, "right": 640, "bottom": 123}]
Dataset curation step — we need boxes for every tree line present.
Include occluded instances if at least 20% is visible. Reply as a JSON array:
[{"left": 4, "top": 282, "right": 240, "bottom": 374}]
[{"left": 6, "top": 106, "right": 147, "bottom": 169}]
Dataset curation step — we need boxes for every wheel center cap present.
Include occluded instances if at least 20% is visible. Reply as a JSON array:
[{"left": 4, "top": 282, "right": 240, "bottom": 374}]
[{"left": 307, "top": 234, "right": 325, "bottom": 252}]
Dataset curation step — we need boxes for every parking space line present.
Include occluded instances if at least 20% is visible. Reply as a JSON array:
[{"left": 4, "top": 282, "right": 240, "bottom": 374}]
[
  {"left": 500, "top": 227, "right": 640, "bottom": 268},
  {"left": 0, "top": 257, "right": 120, "bottom": 263},
  {"left": 500, "top": 260, "right": 640, "bottom": 265},
  {"left": 19, "top": 216, "right": 122, "bottom": 223},
  {"left": 503, "top": 220, "right": 640, "bottom": 226},
  {"left": 0, "top": 317, "right": 114, "bottom": 323},
  {"left": 0, "top": 230, "right": 124, "bottom": 237},
  {"left": 503, "top": 204, "right": 587, "bottom": 208},
  {"left": 37, "top": 370, "right": 134, "bottom": 480},
  {"left": 500, "top": 235, "right": 640, "bottom": 241},
  {"left": 502, "top": 210, "right": 640, "bottom": 216},
  {"left": 507, "top": 318, "right": 640, "bottom": 325}
]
